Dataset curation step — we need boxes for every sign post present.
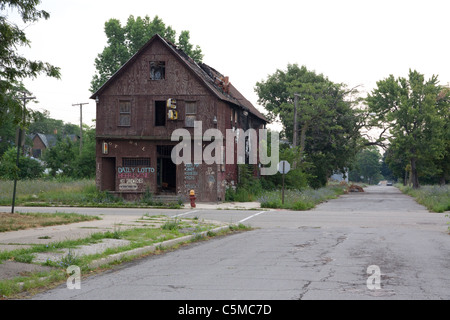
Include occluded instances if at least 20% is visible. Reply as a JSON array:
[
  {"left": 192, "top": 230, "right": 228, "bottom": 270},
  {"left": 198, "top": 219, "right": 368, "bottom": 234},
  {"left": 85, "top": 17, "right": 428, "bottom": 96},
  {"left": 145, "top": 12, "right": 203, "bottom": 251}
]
[{"left": 278, "top": 161, "right": 291, "bottom": 205}]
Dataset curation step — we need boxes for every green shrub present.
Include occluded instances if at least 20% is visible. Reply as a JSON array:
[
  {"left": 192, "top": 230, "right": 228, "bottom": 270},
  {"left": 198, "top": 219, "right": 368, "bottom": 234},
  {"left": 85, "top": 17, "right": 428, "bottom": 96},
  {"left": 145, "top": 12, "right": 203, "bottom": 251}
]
[
  {"left": 0, "top": 147, "right": 44, "bottom": 180},
  {"left": 259, "top": 185, "right": 343, "bottom": 210}
]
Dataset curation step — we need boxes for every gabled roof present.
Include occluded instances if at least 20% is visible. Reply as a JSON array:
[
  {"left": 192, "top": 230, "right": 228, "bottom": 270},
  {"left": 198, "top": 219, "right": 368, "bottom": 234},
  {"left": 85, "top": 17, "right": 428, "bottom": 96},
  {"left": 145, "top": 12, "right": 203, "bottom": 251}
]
[
  {"left": 32, "top": 133, "right": 78, "bottom": 148},
  {"left": 90, "top": 34, "right": 267, "bottom": 123},
  {"left": 32, "top": 133, "right": 55, "bottom": 148}
]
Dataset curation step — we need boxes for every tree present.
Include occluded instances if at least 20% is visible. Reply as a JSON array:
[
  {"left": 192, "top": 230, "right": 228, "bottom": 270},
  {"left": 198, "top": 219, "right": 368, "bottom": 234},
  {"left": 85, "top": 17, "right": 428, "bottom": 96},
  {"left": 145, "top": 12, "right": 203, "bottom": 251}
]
[
  {"left": 42, "top": 135, "right": 77, "bottom": 177},
  {"left": 28, "top": 110, "right": 80, "bottom": 135},
  {"left": 380, "top": 151, "right": 395, "bottom": 182},
  {"left": 255, "top": 64, "right": 363, "bottom": 188},
  {"left": 73, "top": 125, "right": 96, "bottom": 178},
  {"left": 0, "top": 0, "right": 60, "bottom": 127},
  {"left": 349, "top": 147, "right": 382, "bottom": 184},
  {"left": 366, "top": 70, "right": 449, "bottom": 189},
  {"left": 41, "top": 125, "right": 96, "bottom": 179},
  {"left": 90, "top": 15, "right": 203, "bottom": 93},
  {"left": 0, "top": 146, "right": 43, "bottom": 179}
]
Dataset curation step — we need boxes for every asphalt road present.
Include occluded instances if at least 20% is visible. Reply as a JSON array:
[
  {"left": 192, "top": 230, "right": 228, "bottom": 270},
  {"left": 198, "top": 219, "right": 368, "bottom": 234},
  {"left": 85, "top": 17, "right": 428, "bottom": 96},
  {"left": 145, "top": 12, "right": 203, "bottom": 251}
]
[{"left": 29, "top": 186, "right": 450, "bottom": 300}]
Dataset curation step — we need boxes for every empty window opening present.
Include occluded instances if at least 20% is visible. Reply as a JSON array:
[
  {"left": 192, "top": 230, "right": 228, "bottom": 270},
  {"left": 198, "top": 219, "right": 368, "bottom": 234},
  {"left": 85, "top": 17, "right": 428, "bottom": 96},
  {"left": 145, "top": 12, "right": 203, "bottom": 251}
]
[
  {"left": 150, "top": 61, "right": 165, "bottom": 80},
  {"left": 155, "top": 101, "right": 166, "bottom": 126},
  {"left": 119, "top": 101, "right": 131, "bottom": 126}
]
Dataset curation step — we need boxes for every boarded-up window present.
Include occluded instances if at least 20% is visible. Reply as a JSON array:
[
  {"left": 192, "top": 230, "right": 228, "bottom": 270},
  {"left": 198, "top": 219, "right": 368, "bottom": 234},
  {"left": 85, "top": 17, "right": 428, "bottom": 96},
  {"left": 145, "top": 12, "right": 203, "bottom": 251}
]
[
  {"left": 119, "top": 101, "right": 131, "bottom": 126},
  {"left": 185, "top": 102, "right": 197, "bottom": 127},
  {"left": 150, "top": 61, "right": 165, "bottom": 80}
]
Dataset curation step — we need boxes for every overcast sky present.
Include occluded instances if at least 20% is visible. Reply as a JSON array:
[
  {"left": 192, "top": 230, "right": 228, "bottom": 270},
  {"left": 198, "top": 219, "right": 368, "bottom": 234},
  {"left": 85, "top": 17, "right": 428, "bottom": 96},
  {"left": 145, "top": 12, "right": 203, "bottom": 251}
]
[{"left": 9, "top": 0, "right": 450, "bottom": 129}]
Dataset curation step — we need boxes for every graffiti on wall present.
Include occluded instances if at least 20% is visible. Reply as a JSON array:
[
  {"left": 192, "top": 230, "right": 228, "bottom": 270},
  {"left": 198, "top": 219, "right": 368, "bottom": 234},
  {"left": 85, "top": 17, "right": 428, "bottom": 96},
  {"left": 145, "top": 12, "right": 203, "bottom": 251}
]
[
  {"left": 184, "top": 164, "right": 199, "bottom": 191},
  {"left": 118, "top": 167, "right": 155, "bottom": 191}
]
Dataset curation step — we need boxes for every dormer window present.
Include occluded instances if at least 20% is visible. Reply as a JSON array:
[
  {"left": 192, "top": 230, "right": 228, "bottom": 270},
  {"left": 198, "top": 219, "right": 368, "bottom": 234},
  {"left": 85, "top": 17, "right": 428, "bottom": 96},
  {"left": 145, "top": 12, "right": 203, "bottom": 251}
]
[{"left": 150, "top": 61, "right": 165, "bottom": 80}]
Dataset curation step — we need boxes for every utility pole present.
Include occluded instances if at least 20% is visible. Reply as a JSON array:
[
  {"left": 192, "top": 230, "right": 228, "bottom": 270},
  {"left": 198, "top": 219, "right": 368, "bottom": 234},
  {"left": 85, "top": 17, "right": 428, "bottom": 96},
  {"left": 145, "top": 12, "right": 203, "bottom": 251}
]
[
  {"left": 12, "top": 92, "right": 35, "bottom": 214},
  {"left": 72, "top": 103, "right": 89, "bottom": 155},
  {"left": 293, "top": 94, "right": 299, "bottom": 148},
  {"left": 293, "top": 94, "right": 299, "bottom": 169}
]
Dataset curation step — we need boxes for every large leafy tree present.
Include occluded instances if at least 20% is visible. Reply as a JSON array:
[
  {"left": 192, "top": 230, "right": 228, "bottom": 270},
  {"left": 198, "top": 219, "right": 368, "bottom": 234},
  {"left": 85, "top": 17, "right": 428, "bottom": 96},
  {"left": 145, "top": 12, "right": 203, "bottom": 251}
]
[
  {"left": 348, "top": 147, "right": 382, "bottom": 184},
  {"left": 90, "top": 15, "right": 203, "bottom": 93},
  {"left": 42, "top": 125, "right": 96, "bottom": 178},
  {"left": 0, "top": 0, "right": 60, "bottom": 127},
  {"left": 255, "top": 64, "right": 363, "bottom": 188},
  {"left": 366, "top": 70, "right": 449, "bottom": 189}
]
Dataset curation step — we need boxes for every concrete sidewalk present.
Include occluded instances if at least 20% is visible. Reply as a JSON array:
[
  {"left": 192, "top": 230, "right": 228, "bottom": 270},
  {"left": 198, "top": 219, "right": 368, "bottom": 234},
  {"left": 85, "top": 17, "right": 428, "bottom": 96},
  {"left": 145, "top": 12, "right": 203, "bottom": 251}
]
[
  {"left": 184, "top": 201, "right": 261, "bottom": 210},
  {"left": 0, "top": 206, "right": 238, "bottom": 284}
]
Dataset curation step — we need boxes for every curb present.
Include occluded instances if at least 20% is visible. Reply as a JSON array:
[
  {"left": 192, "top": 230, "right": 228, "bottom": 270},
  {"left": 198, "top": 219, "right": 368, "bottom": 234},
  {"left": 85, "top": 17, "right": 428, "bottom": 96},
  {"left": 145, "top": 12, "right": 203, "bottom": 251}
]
[
  {"left": 11, "top": 225, "right": 233, "bottom": 295},
  {"left": 87, "top": 225, "right": 232, "bottom": 269}
]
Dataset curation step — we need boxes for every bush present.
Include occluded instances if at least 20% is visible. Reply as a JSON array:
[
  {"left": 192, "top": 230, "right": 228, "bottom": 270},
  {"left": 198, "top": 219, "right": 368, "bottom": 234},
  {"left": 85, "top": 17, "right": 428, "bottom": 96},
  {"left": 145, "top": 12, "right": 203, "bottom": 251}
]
[
  {"left": 259, "top": 185, "right": 344, "bottom": 210},
  {"left": 0, "top": 147, "right": 43, "bottom": 180}
]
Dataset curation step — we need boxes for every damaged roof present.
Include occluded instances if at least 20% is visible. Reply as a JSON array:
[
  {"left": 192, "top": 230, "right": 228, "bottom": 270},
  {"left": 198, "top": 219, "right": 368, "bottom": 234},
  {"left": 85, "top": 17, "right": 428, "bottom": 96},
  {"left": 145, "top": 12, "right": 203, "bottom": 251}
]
[{"left": 90, "top": 34, "right": 267, "bottom": 123}]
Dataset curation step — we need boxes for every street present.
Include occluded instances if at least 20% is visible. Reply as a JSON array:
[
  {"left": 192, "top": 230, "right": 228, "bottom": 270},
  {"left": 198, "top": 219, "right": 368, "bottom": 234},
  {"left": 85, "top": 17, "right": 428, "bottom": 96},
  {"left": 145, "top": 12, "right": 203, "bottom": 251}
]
[{"left": 28, "top": 186, "right": 450, "bottom": 300}]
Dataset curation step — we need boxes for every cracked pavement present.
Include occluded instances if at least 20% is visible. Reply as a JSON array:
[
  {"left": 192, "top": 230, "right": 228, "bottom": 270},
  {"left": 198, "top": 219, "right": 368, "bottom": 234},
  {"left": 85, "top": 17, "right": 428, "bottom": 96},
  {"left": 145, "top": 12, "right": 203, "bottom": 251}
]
[{"left": 30, "top": 186, "right": 450, "bottom": 300}]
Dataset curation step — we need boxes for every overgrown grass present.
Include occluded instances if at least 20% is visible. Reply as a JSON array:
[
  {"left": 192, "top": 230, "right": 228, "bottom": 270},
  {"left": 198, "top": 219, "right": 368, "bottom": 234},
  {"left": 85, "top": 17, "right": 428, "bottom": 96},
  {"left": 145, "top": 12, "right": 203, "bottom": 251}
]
[
  {"left": 258, "top": 185, "right": 345, "bottom": 210},
  {"left": 397, "top": 184, "right": 450, "bottom": 213},
  {"left": 0, "top": 212, "right": 100, "bottom": 233},
  {"left": 0, "top": 179, "right": 182, "bottom": 208}
]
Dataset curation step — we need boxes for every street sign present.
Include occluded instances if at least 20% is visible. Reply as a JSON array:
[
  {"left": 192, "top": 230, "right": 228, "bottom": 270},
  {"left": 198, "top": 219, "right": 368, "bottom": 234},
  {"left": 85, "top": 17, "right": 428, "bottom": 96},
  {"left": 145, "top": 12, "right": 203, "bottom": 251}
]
[{"left": 278, "top": 161, "right": 290, "bottom": 174}]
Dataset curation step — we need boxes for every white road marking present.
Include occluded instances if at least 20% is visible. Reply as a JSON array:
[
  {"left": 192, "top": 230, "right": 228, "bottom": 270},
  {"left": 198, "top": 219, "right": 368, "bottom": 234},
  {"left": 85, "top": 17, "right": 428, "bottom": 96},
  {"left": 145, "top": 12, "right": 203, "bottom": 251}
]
[
  {"left": 238, "top": 211, "right": 266, "bottom": 223},
  {"left": 171, "top": 210, "right": 199, "bottom": 218}
]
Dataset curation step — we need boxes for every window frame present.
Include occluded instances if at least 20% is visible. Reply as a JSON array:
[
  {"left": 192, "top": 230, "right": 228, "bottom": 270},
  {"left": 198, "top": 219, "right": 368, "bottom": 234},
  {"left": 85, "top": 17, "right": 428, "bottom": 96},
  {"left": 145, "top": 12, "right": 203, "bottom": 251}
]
[
  {"left": 185, "top": 101, "right": 197, "bottom": 128},
  {"left": 118, "top": 100, "right": 131, "bottom": 127}
]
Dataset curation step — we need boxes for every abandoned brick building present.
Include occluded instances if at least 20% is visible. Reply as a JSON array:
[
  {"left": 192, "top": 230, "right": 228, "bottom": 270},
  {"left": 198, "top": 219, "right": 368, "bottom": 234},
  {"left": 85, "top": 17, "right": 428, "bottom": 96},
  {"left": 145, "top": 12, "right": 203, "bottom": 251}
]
[{"left": 91, "top": 34, "right": 267, "bottom": 202}]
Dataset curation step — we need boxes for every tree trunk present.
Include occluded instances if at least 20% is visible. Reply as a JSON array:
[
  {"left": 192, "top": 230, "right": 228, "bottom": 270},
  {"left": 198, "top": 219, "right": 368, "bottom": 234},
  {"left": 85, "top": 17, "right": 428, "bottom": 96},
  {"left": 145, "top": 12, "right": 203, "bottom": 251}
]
[{"left": 410, "top": 158, "right": 420, "bottom": 189}]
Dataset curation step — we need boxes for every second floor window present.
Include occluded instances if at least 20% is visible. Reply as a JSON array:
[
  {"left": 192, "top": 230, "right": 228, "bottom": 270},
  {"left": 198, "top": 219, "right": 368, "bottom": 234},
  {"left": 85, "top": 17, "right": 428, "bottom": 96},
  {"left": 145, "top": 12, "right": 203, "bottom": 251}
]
[
  {"left": 185, "top": 101, "right": 197, "bottom": 127},
  {"left": 119, "top": 101, "right": 131, "bottom": 126}
]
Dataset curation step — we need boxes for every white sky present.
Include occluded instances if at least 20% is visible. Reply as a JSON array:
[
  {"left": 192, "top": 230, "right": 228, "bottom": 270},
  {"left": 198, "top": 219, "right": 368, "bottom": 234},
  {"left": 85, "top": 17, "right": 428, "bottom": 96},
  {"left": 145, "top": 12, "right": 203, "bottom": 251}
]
[{"left": 9, "top": 0, "right": 450, "bottom": 129}]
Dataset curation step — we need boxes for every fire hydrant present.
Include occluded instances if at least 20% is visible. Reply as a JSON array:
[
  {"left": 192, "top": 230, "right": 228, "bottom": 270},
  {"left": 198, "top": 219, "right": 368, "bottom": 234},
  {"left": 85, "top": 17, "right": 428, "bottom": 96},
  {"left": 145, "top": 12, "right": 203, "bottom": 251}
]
[{"left": 189, "top": 190, "right": 196, "bottom": 208}]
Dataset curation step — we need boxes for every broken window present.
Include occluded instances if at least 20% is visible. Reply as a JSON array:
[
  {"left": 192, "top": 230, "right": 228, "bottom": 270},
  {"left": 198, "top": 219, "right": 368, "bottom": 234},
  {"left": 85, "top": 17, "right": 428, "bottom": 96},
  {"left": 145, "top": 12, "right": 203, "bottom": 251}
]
[
  {"left": 150, "top": 61, "right": 165, "bottom": 80},
  {"left": 185, "top": 101, "right": 197, "bottom": 128},
  {"left": 155, "top": 101, "right": 166, "bottom": 126},
  {"left": 119, "top": 101, "right": 131, "bottom": 126}
]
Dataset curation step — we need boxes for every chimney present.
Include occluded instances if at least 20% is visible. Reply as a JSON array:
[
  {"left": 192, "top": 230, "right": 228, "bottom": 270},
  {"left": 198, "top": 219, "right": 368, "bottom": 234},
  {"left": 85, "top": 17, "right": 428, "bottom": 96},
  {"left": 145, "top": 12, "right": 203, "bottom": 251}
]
[{"left": 223, "top": 76, "right": 230, "bottom": 94}]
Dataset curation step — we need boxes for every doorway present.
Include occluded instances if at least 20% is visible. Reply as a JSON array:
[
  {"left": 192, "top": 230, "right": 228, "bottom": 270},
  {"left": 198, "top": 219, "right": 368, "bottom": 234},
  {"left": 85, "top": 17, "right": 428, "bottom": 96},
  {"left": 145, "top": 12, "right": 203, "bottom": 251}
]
[
  {"left": 101, "top": 157, "right": 116, "bottom": 191},
  {"left": 157, "top": 145, "right": 176, "bottom": 193}
]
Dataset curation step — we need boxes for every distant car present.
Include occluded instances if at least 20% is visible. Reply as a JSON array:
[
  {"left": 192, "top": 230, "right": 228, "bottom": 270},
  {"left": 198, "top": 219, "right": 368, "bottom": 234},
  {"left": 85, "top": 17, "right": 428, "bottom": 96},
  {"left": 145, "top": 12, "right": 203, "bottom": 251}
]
[{"left": 386, "top": 181, "right": 393, "bottom": 186}]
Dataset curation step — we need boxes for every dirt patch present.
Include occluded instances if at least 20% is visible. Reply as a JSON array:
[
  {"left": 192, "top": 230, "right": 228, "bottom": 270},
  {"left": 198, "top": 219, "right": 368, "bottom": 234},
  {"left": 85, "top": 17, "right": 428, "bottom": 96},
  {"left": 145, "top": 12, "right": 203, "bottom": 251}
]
[{"left": 0, "top": 261, "right": 55, "bottom": 281}]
